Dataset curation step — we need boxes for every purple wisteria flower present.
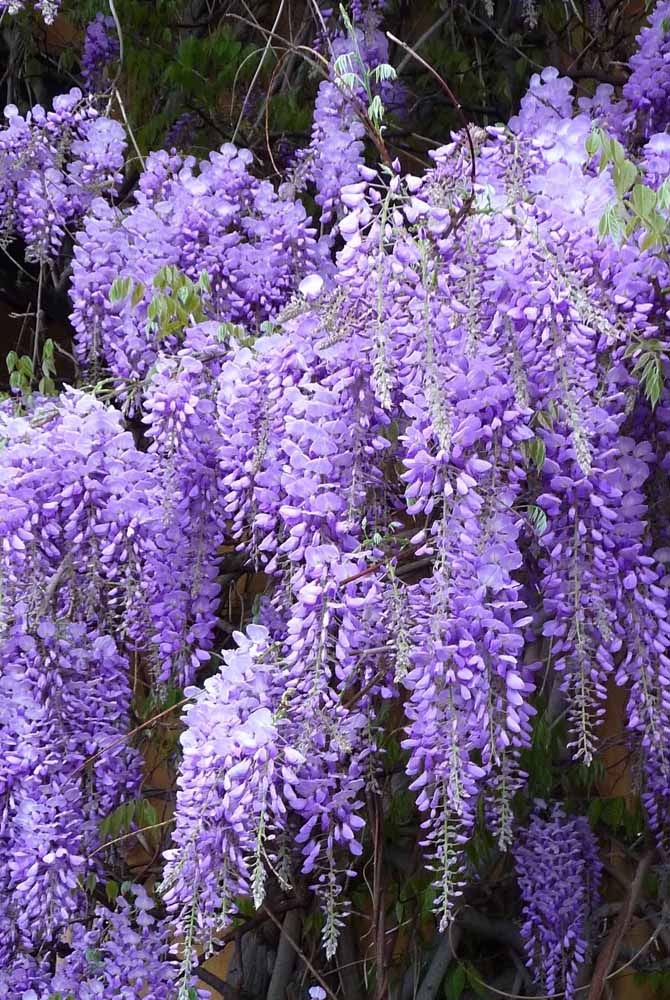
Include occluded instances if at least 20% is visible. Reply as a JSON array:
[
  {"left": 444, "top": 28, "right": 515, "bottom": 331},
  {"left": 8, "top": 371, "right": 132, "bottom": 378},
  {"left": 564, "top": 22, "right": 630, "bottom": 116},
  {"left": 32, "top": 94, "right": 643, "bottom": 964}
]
[
  {"left": 71, "top": 143, "right": 324, "bottom": 384},
  {"left": 0, "top": 0, "right": 58, "bottom": 22},
  {"left": 81, "top": 13, "right": 120, "bottom": 92},
  {"left": 0, "top": 90, "right": 125, "bottom": 261},
  {"left": 6, "top": 2, "right": 670, "bottom": 983},
  {"left": 515, "top": 805, "right": 602, "bottom": 999}
]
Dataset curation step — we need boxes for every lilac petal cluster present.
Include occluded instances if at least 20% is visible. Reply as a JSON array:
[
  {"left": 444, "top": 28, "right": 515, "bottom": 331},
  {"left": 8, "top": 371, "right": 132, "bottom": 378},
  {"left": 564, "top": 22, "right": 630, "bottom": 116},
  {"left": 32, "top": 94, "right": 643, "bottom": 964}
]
[
  {"left": 641, "top": 131, "right": 670, "bottom": 188},
  {"left": 7, "top": 4, "right": 670, "bottom": 976},
  {"left": 622, "top": 1, "right": 670, "bottom": 141},
  {"left": 141, "top": 331, "right": 226, "bottom": 684},
  {"left": 0, "top": 954, "right": 51, "bottom": 1000},
  {"left": 508, "top": 66, "right": 575, "bottom": 136},
  {"left": 163, "top": 609, "right": 369, "bottom": 960},
  {"left": 515, "top": 805, "right": 602, "bottom": 1000},
  {"left": 71, "top": 143, "right": 324, "bottom": 383},
  {"left": 611, "top": 429, "right": 670, "bottom": 844},
  {"left": 0, "top": 0, "right": 58, "bottom": 22},
  {"left": 291, "top": 75, "right": 365, "bottom": 226},
  {"left": 0, "top": 392, "right": 154, "bottom": 960},
  {"left": 216, "top": 331, "right": 313, "bottom": 564},
  {"left": 297, "top": 10, "right": 405, "bottom": 225},
  {"left": 81, "top": 13, "right": 120, "bottom": 92},
  {"left": 166, "top": 112, "right": 198, "bottom": 150},
  {"left": 166, "top": 42, "right": 670, "bottom": 943},
  {"left": 41, "top": 889, "right": 201, "bottom": 1000},
  {"left": 0, "top": 90, "right": 125, "bottom": 261},
  {"left": 161, "top": 625, "right": 282, "bottom": 928}
]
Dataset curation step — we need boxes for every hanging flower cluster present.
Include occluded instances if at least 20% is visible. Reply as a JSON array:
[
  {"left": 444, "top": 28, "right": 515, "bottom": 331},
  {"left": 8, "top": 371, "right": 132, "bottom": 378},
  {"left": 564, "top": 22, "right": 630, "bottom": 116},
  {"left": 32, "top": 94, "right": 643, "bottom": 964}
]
[
  {"left": 141, "top": 325, "right": 228, "bottom": 684},
  {"left": 0, "top": 88, "right": 125, "bottom": 261},
  {"left": 515, "top": 805, "right": 602, "bottom": 999},
  {"left": 4, "top": 2, "right": 670, "bottom": 995},
  {"left": 69, "top": 143, "right": 325, "bottom": 385},
  {"left": 291, "top": 5, "right": 403, "bottom": 227},
  {"left": 622, "top": 0, "right": 670, "bottom": 140},
  {"left": 81, "top": 13, "right": 120, "bottom": 93},
  {"left": 0, "top": 0, "right": 58, "bottom": 22},
  {"left": 0, "top": 886, "right": 201, "bottom": 999},
  {"left": 0, "top": 393, "right": 155, "bottom": 962},
  {"left": 161, "top": 4, "right": 670, "bottom": 963}
]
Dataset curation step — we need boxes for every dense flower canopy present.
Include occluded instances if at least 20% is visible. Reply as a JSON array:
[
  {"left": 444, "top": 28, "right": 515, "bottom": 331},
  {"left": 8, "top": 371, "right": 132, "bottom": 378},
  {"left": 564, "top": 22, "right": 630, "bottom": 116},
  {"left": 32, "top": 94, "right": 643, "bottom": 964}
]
[{"left": 2, "top": 2, "right": 670, "bottom": 999}]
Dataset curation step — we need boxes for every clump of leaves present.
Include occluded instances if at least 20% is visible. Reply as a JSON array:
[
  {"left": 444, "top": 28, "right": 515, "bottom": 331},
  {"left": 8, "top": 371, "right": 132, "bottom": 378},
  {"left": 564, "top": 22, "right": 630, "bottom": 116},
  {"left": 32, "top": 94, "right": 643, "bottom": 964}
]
[
  {"left": 6, "top": 338, "right": 57, "bottom": 396},
  {"left": 110, "top": 266, "right": 210, "bottom": 342}
]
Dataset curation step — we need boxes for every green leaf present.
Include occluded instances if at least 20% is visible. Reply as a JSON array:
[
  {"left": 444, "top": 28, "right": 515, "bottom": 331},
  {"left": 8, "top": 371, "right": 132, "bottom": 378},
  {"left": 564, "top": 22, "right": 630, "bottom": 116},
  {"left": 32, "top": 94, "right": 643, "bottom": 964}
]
[
  {"left": 641, "top": 231, "right": 661, "bottom": 251},
  {"left": 333, "top": 53, "right": 354, "bottom": 78},
  {"left": 445, "top": 964, "right": 467, "bottom": 1000},
  {"left": 602, "top": 796, "right": 625, "bottom": 829},
  {"left": 612, "top": 159, "right": 638, "bottom": 197},
  {"left": 337, "top": 72, "right": 361, "bottom": 93},
  {"left": 131, "top": 282, "right": 146, "bottom": 308},
  {"left": 465, "top": 965, "right": 489, "bottom": 998},
  {"left": 368, "top": 94, "right": 384, "bottom": 125},
  {"left": 109, "top": 277, "right": 132, "bottom": 303},
  {"left": 632, "top": 349, "right": 665, "bottom": 408},
  {"left": 420, "top": 885, "right": 436, "bottom": 918},
  {"left": 39, "top": 376, "right": 56, "bottom": 396},
  {"left": 599, "top": 202, "right": 626, "bottom": 243},
  {"left": 105, "top": 879, "right": 120, "bottom": 903},
  {"left": 588, "top": 798, "right": 603, "bottom": 826},
  {"left": 534, "top": 409, "right": 554, "bottom": 431},
  {"left": 6, "top": 351, "right": 17, "bottom": 373},
  {"left": 524, "top": 435, "right": 546, "bottom": 470},
  {"left": 585, "top": 129, "right": 601, "bottom": 157},
  {"left": 137, "top": 799, "right": 159, "bottom": 828},
  {"left": 372, "top": 62, "right": 397, "bottom": 82},
  {"left": 610, "top": 138, "right": 627, "bottom": 165},
  {"left": 630, "top": 183, "right": 658, "bottom": 220},
  {"left": 526, "top": 504, "right": 548, "bottom": 537}
]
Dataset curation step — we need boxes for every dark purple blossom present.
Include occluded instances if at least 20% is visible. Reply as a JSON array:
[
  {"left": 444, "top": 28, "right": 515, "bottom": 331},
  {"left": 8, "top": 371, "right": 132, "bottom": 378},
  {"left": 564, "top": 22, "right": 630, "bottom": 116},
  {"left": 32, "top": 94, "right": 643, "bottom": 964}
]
[{"left": 515, "top": 804, "right": 602, "bottom": 999}]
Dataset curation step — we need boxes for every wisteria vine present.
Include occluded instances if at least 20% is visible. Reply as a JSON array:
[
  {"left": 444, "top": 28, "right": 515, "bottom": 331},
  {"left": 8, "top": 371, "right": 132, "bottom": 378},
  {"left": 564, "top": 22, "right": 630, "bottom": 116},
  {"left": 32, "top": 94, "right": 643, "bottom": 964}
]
[{"left": 2, "top": 3, "right": 670, "bottom": 999}]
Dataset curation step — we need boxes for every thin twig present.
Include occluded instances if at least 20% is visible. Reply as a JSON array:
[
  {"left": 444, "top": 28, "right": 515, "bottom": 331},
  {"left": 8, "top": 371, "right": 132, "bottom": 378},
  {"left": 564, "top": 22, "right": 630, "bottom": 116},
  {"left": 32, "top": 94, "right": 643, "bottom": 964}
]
[
  {"left": 89, "top": 818, "right": 175, "bottom": 857},
  {"left": 395, "top": 12, "right": 451, "bottom": 74},
  {"left": 588, "top": 848, "right": 655, "bottom": 1000},
  {"left": 107, "top": 0, "right": 124, "bottom": 93},
  {"left": 386, "top": 31, "right": 476, "bottom": 197},
  {"left": 264, "top": 49, "right": 290, "bottom": 176},
  {"left": 233, "top": 0, "right": 286, "bottom": 145},
  {"left": 114, "top": 87, "right": 145, "bottom": 172},
  {"left": 66, "top": 696, "right": 192, "bottom": 785},
  {"left": 262, "top": 904, "right": 338, "bottom": 1000}
]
